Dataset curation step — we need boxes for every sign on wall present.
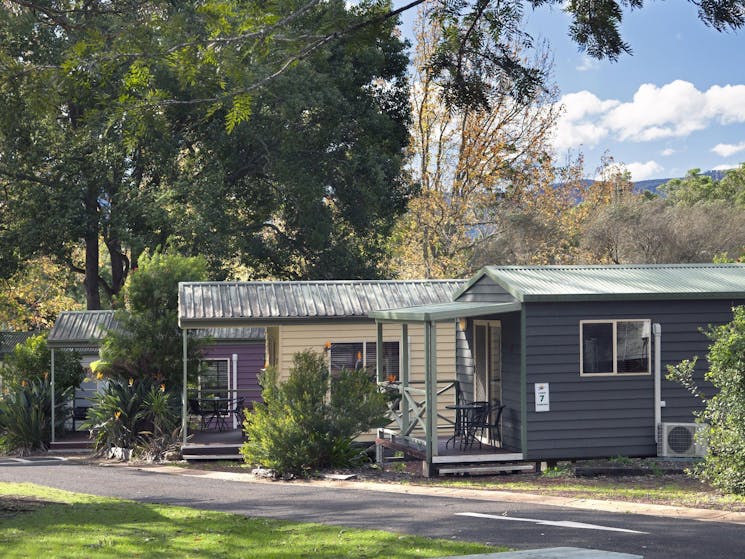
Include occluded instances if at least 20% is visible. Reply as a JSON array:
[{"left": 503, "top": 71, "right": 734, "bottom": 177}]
[{"left": 535, "top": 383, "right": 550, "bottom": 412}]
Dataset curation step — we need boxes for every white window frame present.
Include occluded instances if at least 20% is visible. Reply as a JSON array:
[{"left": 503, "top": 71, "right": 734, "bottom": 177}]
[
  {"left": 328, "top": 340, "right": 402, "bottom": 378},
  {"left": 579, "top": 319, "right": 652, "bottom": 376},
  {"left": 198, "top": 357, "right": 231, "bottom": 398}
]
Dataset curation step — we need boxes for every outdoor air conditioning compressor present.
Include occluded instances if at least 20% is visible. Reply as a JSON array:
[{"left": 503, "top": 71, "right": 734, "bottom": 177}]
[{"left": 657, "top": 422, "right": 707, "bottom": 458}]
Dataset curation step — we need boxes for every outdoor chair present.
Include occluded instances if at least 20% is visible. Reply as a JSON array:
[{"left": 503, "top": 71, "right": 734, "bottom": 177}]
[
  {"left": 487, "top": 404, "right": 506, "bottom": 447},
  {"left": 231, "top": 397, "right": 247, "bottom": 425},
  {"left": 187, "top": 398, "right": 210, "bottom": 430},
  {"left": 464, "top": 402, "right": 490, "bottom": 449}
]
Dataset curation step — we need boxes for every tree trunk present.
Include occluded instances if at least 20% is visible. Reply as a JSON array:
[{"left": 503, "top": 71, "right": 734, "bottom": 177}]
[{"left": 84, "top": 186, "right": 101, "bottom": 310}]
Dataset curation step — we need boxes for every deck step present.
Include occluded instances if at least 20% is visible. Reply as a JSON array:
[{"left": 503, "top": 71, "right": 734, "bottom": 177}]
[
  {"left": 184, "top": 454, "right": 243, "bottom": 461},
  {"left": 438, "top": 462, "right": 535, "bottom": 476},
  {"left": 49, "top": 441, "right": 93, "bottom": 453},
  {"left": 182, "top": 444, "right": 242, "bottom": 461}
]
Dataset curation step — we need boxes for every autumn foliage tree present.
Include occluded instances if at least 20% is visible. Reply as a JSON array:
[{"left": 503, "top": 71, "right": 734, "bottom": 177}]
[{"left": 388, "top": 3, "right": 561, "bottom": 278}]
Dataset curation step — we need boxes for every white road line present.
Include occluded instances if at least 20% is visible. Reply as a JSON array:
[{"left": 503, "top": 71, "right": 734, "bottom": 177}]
[{"left": 456, "top": 512, "right": 649, "bottom": 534}]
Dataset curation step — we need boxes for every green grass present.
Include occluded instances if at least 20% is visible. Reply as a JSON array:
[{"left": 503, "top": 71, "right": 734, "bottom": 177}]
[
  {"left": 0, "top": 483, "right": 499, "bottom": 559},
  {"left": 426, "top": 478, "right": 745, "bottom": 511}
]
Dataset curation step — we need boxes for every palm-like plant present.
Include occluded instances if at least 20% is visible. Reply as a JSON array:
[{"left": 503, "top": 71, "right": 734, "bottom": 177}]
[{"left": 0, "top": 378, "right": 70, "bottom": 455}]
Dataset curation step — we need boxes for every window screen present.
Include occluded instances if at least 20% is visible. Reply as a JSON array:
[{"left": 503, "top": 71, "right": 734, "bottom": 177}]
[{"left": 200, "top": 360, "right": 229, "bottom": 398}]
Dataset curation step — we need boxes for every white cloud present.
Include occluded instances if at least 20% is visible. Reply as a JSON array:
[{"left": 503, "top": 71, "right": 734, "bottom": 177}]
[
  {"left": 552, "top": 91, "right": 618, "bottom": 150},
  {"left": 711, "top": 141, "right": 745, "bottom": 157},
  {"left": 625, "top": 161, "right": 664, "bottom": 181},
  {"left": 661, "top": 148, "right": 676, "bottom": 156},
  {"left": 712, "top": 163, "right": 739, "bottom": 171},
  {"left": 550, "top": 80, "right": 745, "bottom": 152},
  {"left": 576, "top": 55, "right": 598, "bottom": 72},
  {"left": 604, "top": 80, "right": 709, "bottom": 141}
]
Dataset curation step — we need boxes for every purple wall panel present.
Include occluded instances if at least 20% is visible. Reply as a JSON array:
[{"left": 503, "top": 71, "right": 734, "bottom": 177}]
[{"left": 201, "top": 342, "right": 265, "bottom": 404}]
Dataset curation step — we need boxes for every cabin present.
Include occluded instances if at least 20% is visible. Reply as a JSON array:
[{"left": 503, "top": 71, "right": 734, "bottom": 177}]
[
  {"left": 369, "top": 263, "right": 745, "bottom": 474},
  {"left": 177, "top": 280, "right": 465, "bottom": 456},
  {"left": 46, "top": 310, "right": 264, "bottom": 450}
]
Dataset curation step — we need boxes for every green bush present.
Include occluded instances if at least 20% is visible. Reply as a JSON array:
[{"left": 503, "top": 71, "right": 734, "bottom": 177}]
[
  {"left": 241, "top": 350, "right": 388, "bottom": 476},
  {"left": 668, "top": 305, "right": 745, "bottom": 494},
  {"left": 1, "top": 333, "right": 84, "bottom": 395},
  {"left": 97, "top": 248, "right": 208, "bottom": 388},
  {"left": 83, "top": 378, "right": 180, "bottom": 460},
  {"left": 0, "top": 377, "right": 71, "bottom": 455}
]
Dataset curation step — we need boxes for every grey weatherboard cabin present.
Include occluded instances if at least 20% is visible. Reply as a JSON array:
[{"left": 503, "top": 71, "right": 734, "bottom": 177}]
[{"left": 370, "top": 264, "right": 745, "bottom": 472}]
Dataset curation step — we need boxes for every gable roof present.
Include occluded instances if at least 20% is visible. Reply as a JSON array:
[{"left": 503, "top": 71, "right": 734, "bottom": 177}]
[
  {"left": 178, "top": 280, "right": 465, "bottom": 328},
  {"left": 48, "top": 310, "right": 118, "bottom": 348},
  {"left": 455, "top": 263, "right": 745, "bottom": 302}
]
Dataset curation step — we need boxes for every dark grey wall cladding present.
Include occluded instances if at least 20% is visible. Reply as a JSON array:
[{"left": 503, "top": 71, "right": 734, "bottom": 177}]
[
  {"left": 456, "top": 276, "right": 516, "bottom": 303},
  {"left": 522, "top": 299, "right": 744, "bottom": 460},
  {"left": 499, "top": 311, "right": 522, "bottom": 451}
]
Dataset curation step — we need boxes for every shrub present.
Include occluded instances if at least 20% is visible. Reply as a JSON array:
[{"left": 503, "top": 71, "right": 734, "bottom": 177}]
[
  {"left": 0, "top": 378, "right": 71, "bottom": 455},
  {"left": 241, "top": 350, "right": 388, "bottom": 476},
  {"left": 83, "top": 378, "right": 180, "bottom": 460},
  {"left": 668, "top": 305, "right": 745, "bottom": 494},
  {"left": 1, "top": 333, "right": 84, "bottom": 395}
]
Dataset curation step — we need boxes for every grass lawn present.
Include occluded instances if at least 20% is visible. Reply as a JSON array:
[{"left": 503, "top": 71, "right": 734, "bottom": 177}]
[
  {"left": 0, "top": 483, "right": 500, "bottom": 559},
  {"left": 428, "top": 476, "right": 745, "bottom": 511}
]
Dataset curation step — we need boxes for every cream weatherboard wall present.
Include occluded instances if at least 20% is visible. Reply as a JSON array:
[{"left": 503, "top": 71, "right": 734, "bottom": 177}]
[{"left": 267, "top": 320, "right": 459, "bottom": 436}]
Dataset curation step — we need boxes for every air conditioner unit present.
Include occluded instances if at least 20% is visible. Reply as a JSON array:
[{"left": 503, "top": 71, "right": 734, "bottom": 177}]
[{"left": 657, "top": 423, "right": 706, "bottom": 458}]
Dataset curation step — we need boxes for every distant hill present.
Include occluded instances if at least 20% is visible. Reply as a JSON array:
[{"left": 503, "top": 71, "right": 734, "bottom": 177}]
[{"left": 633, "top": 170, "right": 727, "bottom": 195}]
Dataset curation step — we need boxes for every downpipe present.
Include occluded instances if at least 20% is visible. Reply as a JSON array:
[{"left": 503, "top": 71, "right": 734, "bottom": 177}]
[{"left": 653, "top": 323, "right": 665, "bottom": 443}]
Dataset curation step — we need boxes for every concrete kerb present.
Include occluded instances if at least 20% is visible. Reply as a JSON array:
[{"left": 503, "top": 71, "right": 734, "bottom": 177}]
[{"left": 123, "top": 463, "right": 745, "bottom": 526}]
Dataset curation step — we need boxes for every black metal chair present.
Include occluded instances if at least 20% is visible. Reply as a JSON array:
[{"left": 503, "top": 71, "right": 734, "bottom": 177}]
[
  {"left": 188, "top": 398, "right": 210, "bottom": 430},
  {"left": 231, "top": 397, "right": 247, "bottom": 425},
  {"left": 488, "top": 404, "right": 506, "bottom": 447},
  {"left": 464, "top": 402, "right": 490, "bottom": 449}
]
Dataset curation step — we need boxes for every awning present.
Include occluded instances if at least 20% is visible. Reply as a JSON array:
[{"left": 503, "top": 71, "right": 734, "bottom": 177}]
[{"left": 368, "top": 301, "right": 521, "bottom": 323}]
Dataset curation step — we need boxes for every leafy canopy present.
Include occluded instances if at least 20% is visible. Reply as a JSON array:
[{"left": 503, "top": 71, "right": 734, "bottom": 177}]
[{"left": 98, "top": 249, "right": 209, "bottom": 388}]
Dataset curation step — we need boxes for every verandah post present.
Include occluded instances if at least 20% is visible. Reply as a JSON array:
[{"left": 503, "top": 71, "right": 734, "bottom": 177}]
[
  {"left": 50, "top": 348, "right": 56, "bottom": 444},
  {"left": 182, "top": 329, "right": 188, "bottom": 446},
  {"left": 401, "top": 323, "right": 409, "bottom": 436},
  {"left": 424, "top": 320, "right": 438, "bottom": 472}
]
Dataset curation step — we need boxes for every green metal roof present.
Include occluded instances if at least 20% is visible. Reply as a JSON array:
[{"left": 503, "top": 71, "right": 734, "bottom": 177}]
[
  {"left": 369, "top": 301, "right": 521, "bottom": 322},
  {"left": 455, "top": 263, "right": 745, "bottom": 302}
]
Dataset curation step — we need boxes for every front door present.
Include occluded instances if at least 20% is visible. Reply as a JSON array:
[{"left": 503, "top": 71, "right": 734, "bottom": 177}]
[{"left": 473, "top": 320, "right": 502, "bottom": 409}]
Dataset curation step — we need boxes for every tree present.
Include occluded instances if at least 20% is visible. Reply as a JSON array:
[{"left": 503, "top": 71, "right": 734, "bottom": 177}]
[
  {"left": 0, "top": 0, "right": 412, "bottom": 302},
  {"left": 0, "top": 1, "right": 187, "bottom": 309},
  {"left": 667, "top": 306, "right": 745, "bottom": 495},
  {"left": 0, "top": 257, "right": 84, "bottom": 331},
  {"left": 97, "top": 249, "right": 209, "bottom": 389},
  {"left": 388, "top": 3, "right": 560, "bottom": 278},
  {"left": 1, "top": 333, "right": 84, "bottom": 396},
  {"left": 661, "top": 165, "right": 745, "bottom": 207},
  {"left": 167, "top": 1, "right": 411, "bottom": 280}
]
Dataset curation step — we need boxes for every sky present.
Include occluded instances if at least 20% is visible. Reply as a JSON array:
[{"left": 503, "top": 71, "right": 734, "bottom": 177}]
[{"left": 398, "top": 2, "right": 745, "bottom": 181}]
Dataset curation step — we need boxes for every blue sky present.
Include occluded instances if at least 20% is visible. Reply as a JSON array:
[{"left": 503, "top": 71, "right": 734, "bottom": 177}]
[{"left": 399, "top": 2, "right": 745, "bottom": 181}]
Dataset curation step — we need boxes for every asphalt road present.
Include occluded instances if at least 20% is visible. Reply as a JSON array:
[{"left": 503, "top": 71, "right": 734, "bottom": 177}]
[{"left": 0, "top": 458, "right": 743, "bottom": 559}]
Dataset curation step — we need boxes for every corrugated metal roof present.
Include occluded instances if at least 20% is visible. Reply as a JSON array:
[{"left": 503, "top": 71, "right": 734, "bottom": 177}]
[
  {"left": 48, "top": 311, "right": 265, "bottom": 346},
  {"left": 179, "top": 280, "right": 465, "bottom": 327},
  {"left": 461, "top": 264, "right": 745, "bottom": 302},
  {"left": 193, "top": 327, "right": 265, "bottom": 341},
  {"left": 369, "top": 301, "right": 522, "bottom": 322},
  {"left": 47, "top": 310, "right": 118, "bottom": 347},
  {"left": 0, "top": 331, "right": 42, "bottom": 356}
]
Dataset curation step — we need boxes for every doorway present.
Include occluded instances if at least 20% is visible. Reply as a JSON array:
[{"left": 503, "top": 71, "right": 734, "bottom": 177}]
[{"left": 473, "top": 320, "right": 502, "bottom": 409}]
